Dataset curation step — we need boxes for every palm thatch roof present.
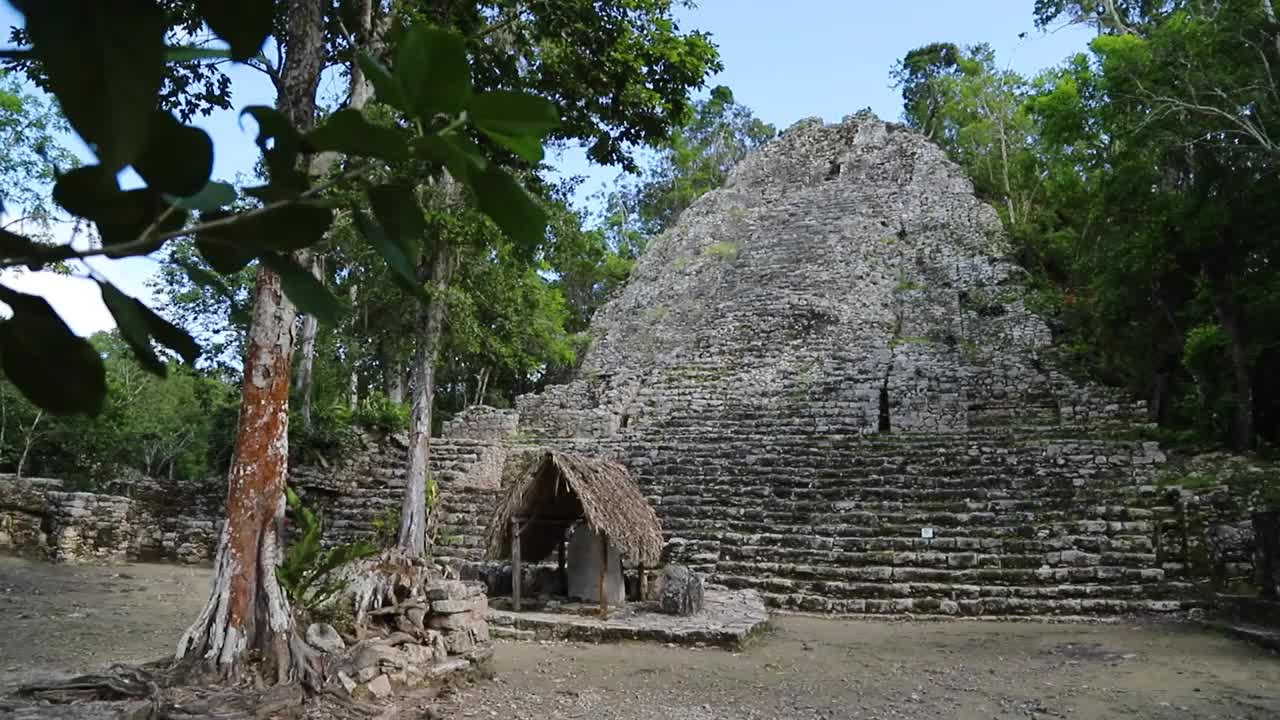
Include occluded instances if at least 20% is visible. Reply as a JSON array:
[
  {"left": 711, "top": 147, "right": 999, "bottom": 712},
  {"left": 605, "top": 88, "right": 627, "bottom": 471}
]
[{"left": 484, "top": 450, "right": 662, "bottom": 567}]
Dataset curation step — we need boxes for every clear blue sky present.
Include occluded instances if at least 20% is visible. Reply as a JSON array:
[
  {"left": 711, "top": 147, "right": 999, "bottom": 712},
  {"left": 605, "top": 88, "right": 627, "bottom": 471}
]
[{"left": 0, "top": 1, "right": 1094, "bottom": 336}]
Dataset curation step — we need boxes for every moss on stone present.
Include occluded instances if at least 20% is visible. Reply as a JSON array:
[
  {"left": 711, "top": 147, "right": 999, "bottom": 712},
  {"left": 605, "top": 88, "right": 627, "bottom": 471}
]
[{"left": 703, "top": 242, "right": 740, "bottom": 260}]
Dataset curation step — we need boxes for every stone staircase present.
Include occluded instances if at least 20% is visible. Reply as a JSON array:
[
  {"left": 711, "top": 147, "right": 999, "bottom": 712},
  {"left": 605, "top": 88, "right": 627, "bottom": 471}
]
[{"left": 620, "top": 426, "right": 1183, "bottom": 616}]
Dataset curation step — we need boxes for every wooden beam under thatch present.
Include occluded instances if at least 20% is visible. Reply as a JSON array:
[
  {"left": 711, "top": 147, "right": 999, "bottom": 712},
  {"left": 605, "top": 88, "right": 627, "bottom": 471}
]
[{"left": 484, "top": 450, "right": 662, "bottom": 568}]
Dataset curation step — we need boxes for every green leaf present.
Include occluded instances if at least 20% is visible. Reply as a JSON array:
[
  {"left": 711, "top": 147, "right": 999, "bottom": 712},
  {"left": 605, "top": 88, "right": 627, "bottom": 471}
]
[
  {"left": 175, "top": 255, "right": 238, "bottom": 304},
  {"left": 467, "top": 91, "right": 559, "bottom": 162},
  {"left": 393, "top": 25, "right": 471, "bottom": 120},
  {"left": 168, "top": 181, "right": 237, "bottom": 211},
  {"left": 20, "top": 0, "right": 165, "bottom": 170},
  {"left": 196, "top": 210, "right": 256, "bottom": 273},
  {"left": 414, "top": 135, "right": 487, "bottom": 184},
  {"left": 96, "top": 195, "right": 186, "bottom": 257},
  {"left": 54, "top": 166, "right": 185, "bottom": 257},
  {"left": 165, "top": 46, "right": 232, "bottom": 62},
  {"left": 306, "top": 109, "right": 409, "bottom": 161},
  {"left": 198, "top": 203, "right": 333, "bottom": 273},
  {"left": 368, "top": 184, "right": 425, "bottom": 246},
  {"left": 0, "top": 286, "right": 106, "bottom": 416},
  {"left": 240, "top": 106, "right": 305, "bottom": 186},
  {"left": 0, "top": 229, "right": 44, "bottom": 259},
  {"left": 249, "top": 204, "right": 334, "bottom": 253},
  {"left": 469, "top": 164, "right": 547, "bottom": 250},
  {"left": 197, "top": 240, "right": 254, "bottom": 274},
  {"left": 356, "top": 52, "right": 407, "bottom": 111},
  {"left": 197, "top": 0, "right": 273, "bottom": 62},
  {"left": 353, "top": 208, "right": 418, "bottom": 290},
  {"left": 477, "top": 130, "right": 544, "bottom": 164},
  {"left": 99, "top": 282, "right": 199, "bottom": 374},
  {"left": 141, "top": 303, "right": 200, "bottom": 366},
  {"left": 52, "top": 166, "right": 123, "bottom": 220},
  {"left": 98, "top": 282, "right": 165, "bottom": 376},
  {"left": 260, "top": 253, "right": 340, "bottom": 325},
  {"left": 242, "top": 184, "right": 300, "bottom": 204},
  {"left": 133, "top": 111, "right": 214, "bottom": 196}
]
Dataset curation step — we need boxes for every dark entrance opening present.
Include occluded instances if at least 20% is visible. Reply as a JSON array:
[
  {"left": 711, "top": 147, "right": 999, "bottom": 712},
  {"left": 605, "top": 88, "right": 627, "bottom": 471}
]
[{"left": 878, "top": 386, "right": 891, "bottom": 433}]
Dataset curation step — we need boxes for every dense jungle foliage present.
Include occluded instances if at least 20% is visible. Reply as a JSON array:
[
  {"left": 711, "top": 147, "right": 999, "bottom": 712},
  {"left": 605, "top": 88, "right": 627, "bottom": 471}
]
[{"left": 2, "top": 0, "right": 1278, "bottom": 491}]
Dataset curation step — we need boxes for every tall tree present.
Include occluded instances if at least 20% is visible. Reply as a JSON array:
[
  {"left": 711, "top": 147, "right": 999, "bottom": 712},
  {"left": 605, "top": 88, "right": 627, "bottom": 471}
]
[
  {"left": 387, "top": 0, "right": 722, "bottom": 556},
  {"left": 890, "top": 42, "right": 964, "bottom": 141},
  {"left": 176, "top": 0, "right": 328, "bottom": 682},
  {"left": 0, "top": 71, "right": 76, "bottom": 236},
  {"left": 901, "top": 2, "right": 1280, "bottom": 450},
  {"left": 2, "top": 0, "right": 563, "bottom": 686}
]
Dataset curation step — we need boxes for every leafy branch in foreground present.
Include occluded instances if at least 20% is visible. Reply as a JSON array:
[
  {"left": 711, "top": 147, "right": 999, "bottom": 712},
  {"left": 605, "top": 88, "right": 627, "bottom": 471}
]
[{"left": 0, "top": 2, "right": 560, "bottom": 418}]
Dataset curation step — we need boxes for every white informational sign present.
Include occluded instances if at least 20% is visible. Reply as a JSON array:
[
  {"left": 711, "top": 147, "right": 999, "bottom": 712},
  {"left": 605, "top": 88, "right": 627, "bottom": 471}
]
[{"left": 920, "top": 527, "right": 935, "bottom": 539}]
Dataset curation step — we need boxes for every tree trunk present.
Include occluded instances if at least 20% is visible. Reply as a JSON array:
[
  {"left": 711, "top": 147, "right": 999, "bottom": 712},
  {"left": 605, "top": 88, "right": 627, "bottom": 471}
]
[
  {"left": 347, "top": 284, "right": 360, "bottom": 411},
  {"left": 1206, "top": 266, "right": 1254, "bottom": 451},
  {"left": 397, "top": 247, "right": 456, "bottom": 557},
  {"left": 177, "top": 0, "right": 326, "bottom": 683},
  {"left": 175, "top": 269, "right": 307, "bottom": 681},
  {"left": 387, "top": 361, "right": 405, "bottom": 404},
  {"left": 294, "top": 256, "right": 322, "bottom": 427},
  {"left": 16, "top": 410, "right": 41, "bottom": 479},
  {"left": 294, "top": 0, "right": 384, "bottom": 426}
]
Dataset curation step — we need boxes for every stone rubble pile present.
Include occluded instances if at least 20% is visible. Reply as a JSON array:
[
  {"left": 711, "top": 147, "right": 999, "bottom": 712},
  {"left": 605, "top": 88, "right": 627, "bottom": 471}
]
[{"left": 323, "top": 578, "right": 492, "bottom": 700}]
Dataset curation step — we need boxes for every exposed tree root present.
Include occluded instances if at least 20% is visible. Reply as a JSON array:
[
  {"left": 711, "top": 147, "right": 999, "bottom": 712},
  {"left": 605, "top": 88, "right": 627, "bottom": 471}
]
[
  {"left": 336, "top": 548, "right": 440, "bottom": 624},
  {"left": 10, "top": 664, "right": 306, "bottom": 720},
  {"left": 17, "top": 664, "right": 161, "bottom": 704}
]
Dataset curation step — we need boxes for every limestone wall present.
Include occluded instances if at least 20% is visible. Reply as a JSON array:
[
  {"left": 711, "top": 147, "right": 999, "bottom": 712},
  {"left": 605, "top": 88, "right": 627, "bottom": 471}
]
[
  {"left": 44, "top": 491, "right": 133, "bottom": 563},
  {"left": 0, "top": 476, "right": 60, "bottom": 554},
  {"left": 0, "top": 429, "right": 511, "bottom": 565},
  {"left": 0, "top": 475, "right": 225, "bottom": 564},
  {"left": 442, "top": 406, "right": 520, "bottom": 441}
]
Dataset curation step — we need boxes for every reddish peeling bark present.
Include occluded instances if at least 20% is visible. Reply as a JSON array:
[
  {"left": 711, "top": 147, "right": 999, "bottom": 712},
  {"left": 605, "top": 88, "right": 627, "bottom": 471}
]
[
  {"left": 177, "top": 0, "right": 326, "bottom": 682},
  {"left": 176, "top": 270, "right": 302, "bottom": 680}
]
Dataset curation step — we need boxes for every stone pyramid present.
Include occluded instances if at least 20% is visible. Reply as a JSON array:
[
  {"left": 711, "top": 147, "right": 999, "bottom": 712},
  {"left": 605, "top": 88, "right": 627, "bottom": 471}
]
[{"left": 438, "top": 114, "right": 1186, "bottom": 616}]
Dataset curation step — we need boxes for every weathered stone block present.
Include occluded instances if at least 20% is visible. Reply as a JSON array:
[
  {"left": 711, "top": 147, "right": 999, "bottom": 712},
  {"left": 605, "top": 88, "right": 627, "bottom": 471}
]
[
  {"left": 305, "top": 623, "right": 345, "bottom": 653},
  {"left": 660, "top": 565, "right": 705, "bottom": 616}
]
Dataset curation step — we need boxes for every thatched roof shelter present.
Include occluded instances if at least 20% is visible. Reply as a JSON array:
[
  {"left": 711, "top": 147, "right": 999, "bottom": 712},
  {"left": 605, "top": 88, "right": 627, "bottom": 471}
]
[{"left": 484, "top": 450, "right": 662, "bottom": 568}]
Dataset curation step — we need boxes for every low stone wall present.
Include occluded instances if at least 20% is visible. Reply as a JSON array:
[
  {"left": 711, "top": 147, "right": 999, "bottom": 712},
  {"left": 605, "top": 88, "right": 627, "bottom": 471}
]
[
  {"left": 0, "top": 475, "right": 224, "bottom": 564},
  {"left": 442, "top": 406, "right": 520, "bottom": 441},
  {"left": 45, "top": 491, "right": 133, "bottom": 563},
  {"left": 1154, "top": 485, "right": 1255, "bottom": 591},
  {"left": 0, "top": 476, "right": 61, "bottom": 554}
]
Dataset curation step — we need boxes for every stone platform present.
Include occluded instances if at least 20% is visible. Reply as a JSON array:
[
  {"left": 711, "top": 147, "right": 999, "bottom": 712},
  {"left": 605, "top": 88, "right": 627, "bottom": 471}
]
[{"left": 487, "top": 588, "right": 769, "bottom": 648}]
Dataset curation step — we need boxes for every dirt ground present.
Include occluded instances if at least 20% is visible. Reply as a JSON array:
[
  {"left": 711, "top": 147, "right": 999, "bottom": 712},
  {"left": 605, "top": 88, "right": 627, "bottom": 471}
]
[{"left": 2, "top": 556, "right": 1278, "bottom": 719}]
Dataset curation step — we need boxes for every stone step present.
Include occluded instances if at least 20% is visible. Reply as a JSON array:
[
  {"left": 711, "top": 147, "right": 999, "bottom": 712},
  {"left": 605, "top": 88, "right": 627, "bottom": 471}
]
[
  {"left": 751, "top": 589, "right": 1188, "bottom": 616},
  {"left": 708, "top": 560, "right": 1166, "bottom": 587}
]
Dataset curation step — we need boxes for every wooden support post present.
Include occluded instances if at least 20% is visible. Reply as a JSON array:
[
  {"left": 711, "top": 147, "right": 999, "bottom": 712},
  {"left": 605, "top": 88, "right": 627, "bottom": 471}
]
[
  {"left": 639, "top": 564, "right": 647, "bottom": 602},
  {"left": 511, "top": 517, "right": 522, "bottom": 612},
  {"left": 557, "top": 537, "right": 567, "bottom": 596},
  {"left": 598, "top": 531, "right": 609, "bottom": 617}
]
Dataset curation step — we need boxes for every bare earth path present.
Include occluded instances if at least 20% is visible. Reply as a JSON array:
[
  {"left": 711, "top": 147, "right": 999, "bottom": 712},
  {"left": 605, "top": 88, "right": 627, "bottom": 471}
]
[
  {"left": 2, "top": 557, "right": 1278, "bottom": 719},
  {"left": 0, "top": 555, "right": 211, "bottom": 693}
]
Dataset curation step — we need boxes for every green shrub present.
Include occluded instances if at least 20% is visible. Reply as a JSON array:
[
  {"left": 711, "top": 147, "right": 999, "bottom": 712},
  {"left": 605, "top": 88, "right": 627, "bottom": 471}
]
[
  {"left": 277, "top": 488, "right": 378, "bottom": 615},
  {"left": 370, "top": 506, "right": 401, "bottom": 546},
  {"left": 352, "top": 391, "right": 410, "bottom": 433}
]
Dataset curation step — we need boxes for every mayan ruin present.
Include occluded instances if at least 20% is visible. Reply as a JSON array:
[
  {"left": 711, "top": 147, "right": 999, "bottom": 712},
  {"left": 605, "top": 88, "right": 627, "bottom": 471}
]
[{"left": 2, "top": 1, "right": 1280, "bottom": 717}]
